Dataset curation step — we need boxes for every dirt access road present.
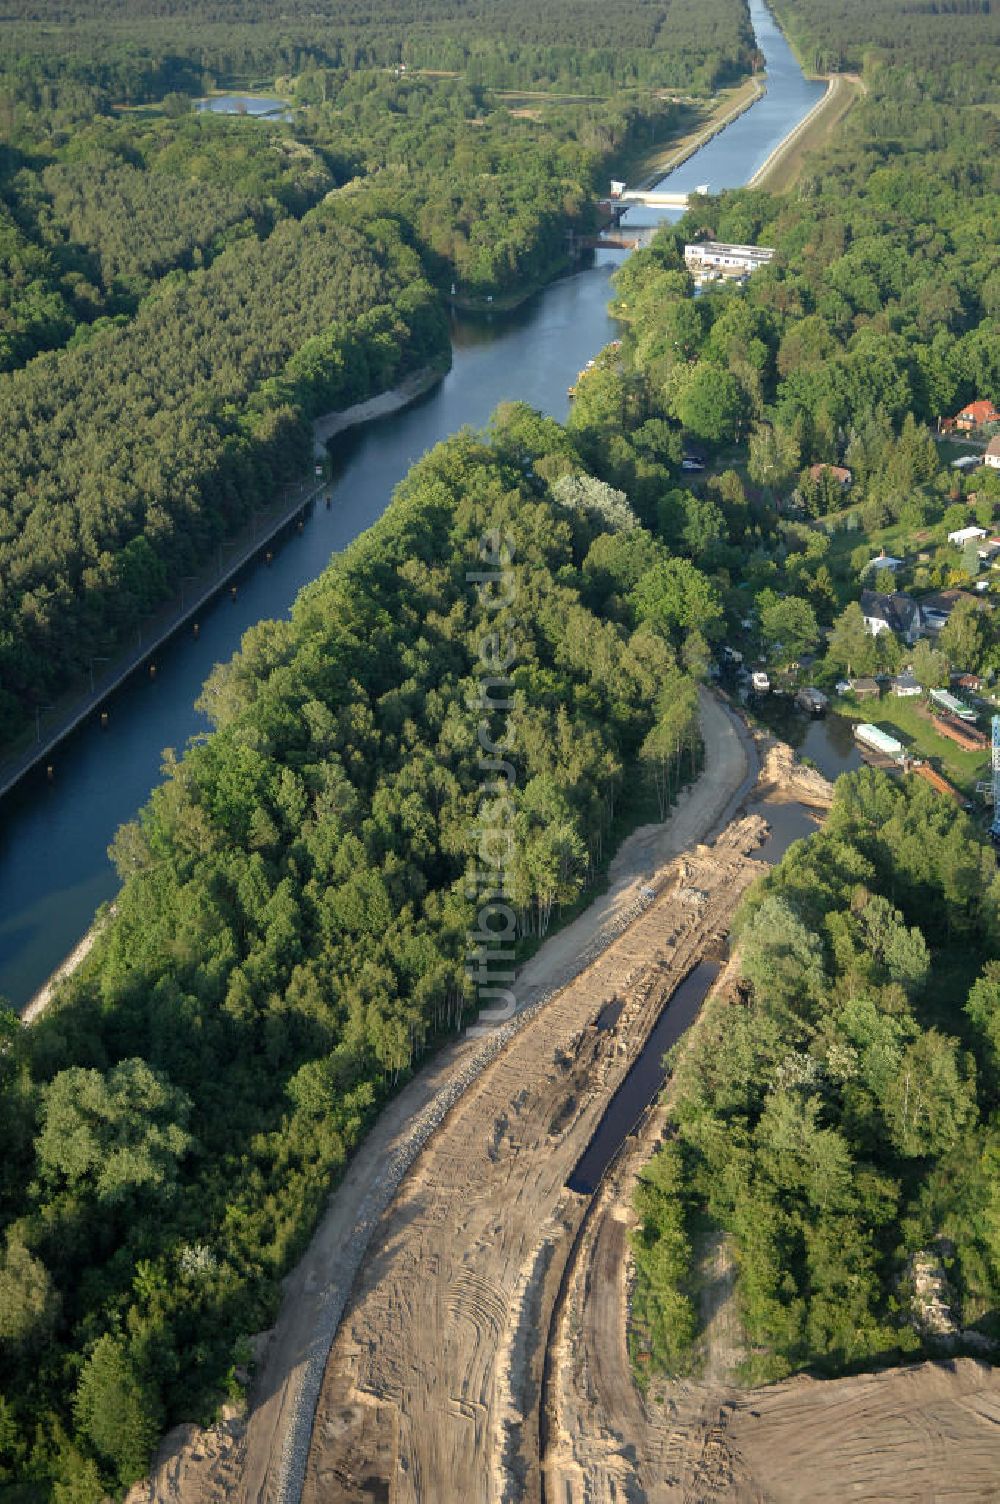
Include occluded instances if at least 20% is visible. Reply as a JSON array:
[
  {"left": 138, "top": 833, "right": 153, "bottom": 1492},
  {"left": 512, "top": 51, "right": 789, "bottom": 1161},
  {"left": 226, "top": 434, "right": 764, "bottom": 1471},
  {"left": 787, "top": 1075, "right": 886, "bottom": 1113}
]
[{"left": 137, "top": 689, "right": 757, "bottom": 1504}]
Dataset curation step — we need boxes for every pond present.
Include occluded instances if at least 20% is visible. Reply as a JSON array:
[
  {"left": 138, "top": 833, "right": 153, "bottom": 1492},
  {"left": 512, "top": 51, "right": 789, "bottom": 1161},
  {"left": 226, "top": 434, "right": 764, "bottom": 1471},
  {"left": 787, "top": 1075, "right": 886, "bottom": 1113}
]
[{"left": 195, "top": 94, "right": 291, "bottom": 119}]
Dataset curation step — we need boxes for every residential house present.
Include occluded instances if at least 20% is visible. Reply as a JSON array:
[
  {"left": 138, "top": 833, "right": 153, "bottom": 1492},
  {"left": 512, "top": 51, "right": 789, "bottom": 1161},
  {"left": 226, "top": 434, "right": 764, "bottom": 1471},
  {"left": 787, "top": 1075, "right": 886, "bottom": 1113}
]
[
  {"left": 860, "top": 589, "right": 922, "bottom": 644},
  {"left": 891, "top": 670, "right": 921, "bottom": 697},
  {"left": 947, "top": 524, "right": 987, "bottom": 546},
  {"left": 919, "top": 588, "right": 991, "bottom": 633},
  {"left": 986, "top": 436, "right": 1000, "bottom": 470},
  {"left": 954, "top": 399, "right": 1000, "bottom": 432},
  {"left": 809, "top": 462, "right": 852, "bottom": 487},
  {"left": 850, "top": 677, "right": 881, "bottom": 701},
  {"left": 867, "top": 550, "right": 904, "bottom": 575}
]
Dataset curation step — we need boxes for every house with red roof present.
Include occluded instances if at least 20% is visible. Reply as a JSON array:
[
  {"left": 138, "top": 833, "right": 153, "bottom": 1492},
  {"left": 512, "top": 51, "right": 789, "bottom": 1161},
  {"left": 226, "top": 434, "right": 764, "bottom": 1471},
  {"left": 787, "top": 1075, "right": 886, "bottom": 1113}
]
[
  {"left": 954, "top": 399, "right": 1000, "bottom": 432},
  {"left": 808, "top": 462, "right": 852, "bottom": 487}
]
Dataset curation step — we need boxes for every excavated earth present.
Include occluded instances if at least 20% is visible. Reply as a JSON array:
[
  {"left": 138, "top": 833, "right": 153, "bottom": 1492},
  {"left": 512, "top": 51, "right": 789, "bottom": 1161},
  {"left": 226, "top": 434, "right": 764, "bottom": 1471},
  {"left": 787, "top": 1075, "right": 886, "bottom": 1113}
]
[{"left": 300, "top": 814, "right": 765, "bottom": 1504}]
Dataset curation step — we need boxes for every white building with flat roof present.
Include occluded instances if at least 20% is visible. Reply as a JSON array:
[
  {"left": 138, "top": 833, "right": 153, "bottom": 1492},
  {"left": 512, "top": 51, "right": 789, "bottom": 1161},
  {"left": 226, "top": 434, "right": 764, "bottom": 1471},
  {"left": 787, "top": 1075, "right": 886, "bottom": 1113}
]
[{"left": 684, "top": 241, "right": 775, "bottom": 273}]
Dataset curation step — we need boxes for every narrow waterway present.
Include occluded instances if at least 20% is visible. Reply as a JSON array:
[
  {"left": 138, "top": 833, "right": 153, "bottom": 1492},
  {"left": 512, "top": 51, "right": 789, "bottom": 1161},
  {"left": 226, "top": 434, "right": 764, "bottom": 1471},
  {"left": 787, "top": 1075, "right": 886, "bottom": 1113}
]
[
  {"left": 626, "top": 0, "right": 823, "bottom": 233},
  {"left": 0, "top": 0, "right": 831, "bottom": 1010},
  {"left": 567, "top": 960, "right": 722, "bottom": 1195}
]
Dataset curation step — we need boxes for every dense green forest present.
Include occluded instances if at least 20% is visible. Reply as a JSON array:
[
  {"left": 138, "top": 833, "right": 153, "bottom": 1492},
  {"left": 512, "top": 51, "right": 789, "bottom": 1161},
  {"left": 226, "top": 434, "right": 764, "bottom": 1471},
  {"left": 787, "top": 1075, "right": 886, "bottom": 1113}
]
[
  {"left": 772, "top": 0, "right": 1000, "bottom": 80},
  {"left": 0, "top": 204, "right": 449, "bottom": 743},
  {"left": 633, "top": 772, "right": 1000, "bottom": 1378},
  {"left": 3, "top": 0, "right": 1000, "bottom": 1486},
  {"left": 295, "top": 74, "right": 664, "bottom": 295},
  {"left": 0, "top": 55, "right": 702, "bottom": 750},
  {"left": 0, "top": 115, "right": 332, "bottom": 368},
  {"left": 615, "top": 0, "right": 1000, "bottom": 1387},
  {"left": 0, "top": 409, "right": 704, "bottom": 1499},
  {"left": 0, "top": 0, "right": 755, "bottom": 100}
]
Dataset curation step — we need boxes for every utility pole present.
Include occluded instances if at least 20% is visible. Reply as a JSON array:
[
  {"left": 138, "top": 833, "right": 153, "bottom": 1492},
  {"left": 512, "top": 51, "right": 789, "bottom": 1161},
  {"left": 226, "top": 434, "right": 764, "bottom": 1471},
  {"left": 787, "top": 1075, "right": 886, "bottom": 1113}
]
[
  {"left": 35, "top": 704, "right": 54, "bottom": 744},
  {"left": 89, "top": 656, "right": 109, "bottom": 695}
]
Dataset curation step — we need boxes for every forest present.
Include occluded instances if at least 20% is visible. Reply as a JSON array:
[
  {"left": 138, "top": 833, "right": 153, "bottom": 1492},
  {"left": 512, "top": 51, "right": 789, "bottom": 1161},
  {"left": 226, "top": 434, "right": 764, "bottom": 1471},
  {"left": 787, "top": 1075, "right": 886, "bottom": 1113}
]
[
  {"left": 2, "top": 0, "right": 1000, "bottom": 1487},
  {"left": 0, "top": 203, "right": 449, "bottom": 744},
  {"left": 772, "top": 0, "right": 1000, "bottom": 81},
  {"left": 0, "top": 113, "right": 333, "bottom": 369},
  {"left": 0, "top": 59, "right": 699, "bottom": 751},
  {"left": 633, "top": 771, "right": 1000, "bottom": 1378},
  {"left": 0, "top": 0, "right": 755, "bottom": 99},
  {"left": 587, "top": 0, "right": 1000, "bottom": 1387},
  {"left": 0, "top": 408, "right": 705, "bottom": 1499}
]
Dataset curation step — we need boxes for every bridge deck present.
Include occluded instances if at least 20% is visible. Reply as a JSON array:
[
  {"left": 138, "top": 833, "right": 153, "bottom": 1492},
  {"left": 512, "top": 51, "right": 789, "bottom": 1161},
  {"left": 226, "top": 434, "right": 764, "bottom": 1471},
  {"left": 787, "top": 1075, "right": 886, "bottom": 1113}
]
[{"left": 619, "top": 189, "right": 692, "bottom": 208}]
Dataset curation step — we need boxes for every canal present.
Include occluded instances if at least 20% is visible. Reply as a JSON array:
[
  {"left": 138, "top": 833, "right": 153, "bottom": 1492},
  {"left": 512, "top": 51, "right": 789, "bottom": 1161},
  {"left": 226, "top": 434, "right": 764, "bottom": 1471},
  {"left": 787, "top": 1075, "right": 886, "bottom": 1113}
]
[
  {"left": 0, "top": 2, "right": 828, "bottom": 1010},
  {"left": 567, "top": 959, "right": 723, "bottom": 1194}
]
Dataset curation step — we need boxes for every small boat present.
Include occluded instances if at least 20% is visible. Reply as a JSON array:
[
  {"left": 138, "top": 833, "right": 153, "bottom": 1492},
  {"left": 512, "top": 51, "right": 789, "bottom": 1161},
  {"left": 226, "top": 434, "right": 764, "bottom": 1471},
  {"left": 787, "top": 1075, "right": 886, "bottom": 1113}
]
[
  {"left": 795, "top": 687, "right": 828, "bottom": 716},
  {"left": 854, "top": 723, "right": 904, "bottom": 761}
]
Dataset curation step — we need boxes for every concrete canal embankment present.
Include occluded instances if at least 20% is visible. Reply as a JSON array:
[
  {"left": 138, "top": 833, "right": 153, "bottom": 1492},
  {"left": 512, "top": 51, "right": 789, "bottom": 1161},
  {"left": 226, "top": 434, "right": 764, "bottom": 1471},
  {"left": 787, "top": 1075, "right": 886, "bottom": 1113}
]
[{"left": 0, "top": 362, "right": 447, "bottom": 812}]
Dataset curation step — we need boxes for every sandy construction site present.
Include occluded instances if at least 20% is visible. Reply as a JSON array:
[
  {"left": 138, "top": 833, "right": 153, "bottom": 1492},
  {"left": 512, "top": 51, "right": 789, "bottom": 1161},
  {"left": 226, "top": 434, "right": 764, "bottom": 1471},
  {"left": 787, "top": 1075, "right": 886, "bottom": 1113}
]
[
  {"left": 545, "top": 961, "right": 1000, "bottom": 1503},
  {"left": 137, "top": 693, "right": 1000, "bottom": 1504},
  {"left": 299, "top": 819, "right": 765, "bottom": 1504}
]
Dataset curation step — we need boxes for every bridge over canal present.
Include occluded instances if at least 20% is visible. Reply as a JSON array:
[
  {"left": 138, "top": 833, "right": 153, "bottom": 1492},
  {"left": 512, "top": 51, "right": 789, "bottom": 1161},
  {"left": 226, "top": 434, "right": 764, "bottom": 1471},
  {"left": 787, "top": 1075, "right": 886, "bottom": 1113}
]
[{"left": 616, "top": 188, "right": 698, "bottom": 209}]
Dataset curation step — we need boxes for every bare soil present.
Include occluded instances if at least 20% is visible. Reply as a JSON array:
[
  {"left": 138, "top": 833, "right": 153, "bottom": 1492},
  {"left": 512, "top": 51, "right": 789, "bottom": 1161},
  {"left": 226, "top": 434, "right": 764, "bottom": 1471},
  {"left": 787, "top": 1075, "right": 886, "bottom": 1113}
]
[{"left": 300, "top": 814, "right": 765, "bottom": 1504}]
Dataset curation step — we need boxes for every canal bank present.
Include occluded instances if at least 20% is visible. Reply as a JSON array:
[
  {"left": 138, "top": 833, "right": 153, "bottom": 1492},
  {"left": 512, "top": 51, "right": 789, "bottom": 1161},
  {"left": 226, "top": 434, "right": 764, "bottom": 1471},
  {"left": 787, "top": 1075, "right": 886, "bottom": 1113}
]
[
  {"left": 0, "top": 360, "right": 449, "bottom": 809},
  {"left": 1, "top": 0, "right": 833, "bottom": 1012},
  {"left": 621, "top": 76, "right": 765, "bottom": 193}
]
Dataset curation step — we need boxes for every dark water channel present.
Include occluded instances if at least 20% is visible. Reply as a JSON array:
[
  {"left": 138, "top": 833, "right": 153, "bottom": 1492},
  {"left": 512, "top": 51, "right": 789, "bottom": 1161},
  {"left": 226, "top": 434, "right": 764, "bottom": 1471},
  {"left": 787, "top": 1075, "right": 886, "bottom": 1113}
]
[
  {"left": 567, "top": 960, "right": 722, "bottom": 1194},
  {"left": 1, "top": 0, "right": 829, "bottom": 1009},
  {"left": 567, "top": 694, "right": 865, "bottom": 1194},
  {"left": 747, "top": 697, "right": 862, "bottom": 862}
]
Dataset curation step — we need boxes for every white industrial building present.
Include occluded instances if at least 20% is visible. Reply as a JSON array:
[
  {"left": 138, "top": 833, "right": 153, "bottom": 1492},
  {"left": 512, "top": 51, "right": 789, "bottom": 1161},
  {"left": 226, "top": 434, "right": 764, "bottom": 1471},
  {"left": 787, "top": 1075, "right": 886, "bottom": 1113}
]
[{"left": 684, "top": 241, "right": 775, "bottom": 274}]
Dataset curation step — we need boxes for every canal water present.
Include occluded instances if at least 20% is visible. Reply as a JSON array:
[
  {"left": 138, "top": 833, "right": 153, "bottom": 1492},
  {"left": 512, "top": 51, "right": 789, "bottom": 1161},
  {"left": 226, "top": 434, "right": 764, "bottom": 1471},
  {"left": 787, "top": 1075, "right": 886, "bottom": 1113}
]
[
  {"left": 567, "top": 959, "right": 722, "bottom": 1194},
  {"left": 196, "top": 94, "right": 291, "bottom": 119},
  {"left": 623, "top": 0, "right": 824, "bottom": 236},
  {"left": 0, "top": 1, "right": 833, "bottom": 1010}
]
